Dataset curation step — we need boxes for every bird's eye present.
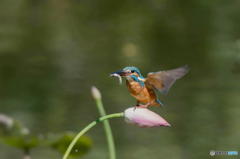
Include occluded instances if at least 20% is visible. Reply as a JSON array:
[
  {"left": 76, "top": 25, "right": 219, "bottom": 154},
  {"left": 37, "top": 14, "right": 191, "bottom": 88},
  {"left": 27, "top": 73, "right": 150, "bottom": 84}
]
[{"left": 131, "top": 70, "right": 135, "bottom": 73}]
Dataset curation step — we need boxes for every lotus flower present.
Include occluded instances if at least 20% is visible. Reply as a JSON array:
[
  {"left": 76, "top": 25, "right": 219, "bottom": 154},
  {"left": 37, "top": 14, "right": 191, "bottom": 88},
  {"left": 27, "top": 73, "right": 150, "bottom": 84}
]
[{"left": 124, "top": 107, "right": 171, "bottom": 127}]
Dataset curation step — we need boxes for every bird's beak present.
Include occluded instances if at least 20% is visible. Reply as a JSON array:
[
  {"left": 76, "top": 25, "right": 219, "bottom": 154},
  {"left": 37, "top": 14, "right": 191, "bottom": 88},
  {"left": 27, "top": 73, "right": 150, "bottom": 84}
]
[{"left": 110, "top": 70, "right": 127, "bottom": 77}]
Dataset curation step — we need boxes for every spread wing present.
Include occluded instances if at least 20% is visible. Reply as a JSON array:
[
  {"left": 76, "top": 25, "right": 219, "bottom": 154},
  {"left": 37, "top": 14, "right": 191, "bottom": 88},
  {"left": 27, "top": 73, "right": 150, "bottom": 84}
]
[{"left": 145, "top": 65, "right": 189, "bottom": 94}]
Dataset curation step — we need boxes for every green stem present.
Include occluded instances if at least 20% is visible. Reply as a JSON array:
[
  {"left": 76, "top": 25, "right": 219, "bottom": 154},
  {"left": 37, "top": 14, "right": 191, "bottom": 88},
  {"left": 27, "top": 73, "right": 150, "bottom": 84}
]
[
  {"left": 62, "top": 113, "right": 124, "bottom": 159},
  {"left": 95, "top": 98, "right": 116, "bottom": 159},
  {"left": 23, "top": 148, "right": 31, "bottom": 159}
]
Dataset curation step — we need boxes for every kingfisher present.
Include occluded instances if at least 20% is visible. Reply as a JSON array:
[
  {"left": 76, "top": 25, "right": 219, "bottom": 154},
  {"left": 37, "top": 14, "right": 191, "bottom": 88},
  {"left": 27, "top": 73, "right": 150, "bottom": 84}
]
[{"left": 110, "top": 65, "right": 189, "bottom": 108}]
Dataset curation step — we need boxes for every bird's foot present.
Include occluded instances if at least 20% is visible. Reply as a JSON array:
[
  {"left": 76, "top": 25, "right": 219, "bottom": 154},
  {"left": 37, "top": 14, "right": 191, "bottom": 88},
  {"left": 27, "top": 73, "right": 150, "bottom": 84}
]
[
  {"left": 133, "top": 103, "right": 140, "bottom": 111},
  {"left": 133, "top": 105, "right": 143, "bottom": 111},
  {"left": 133, "top": 106, "right": 137, "bottom": 111},
  {"left": 133, "top": 103, "right": 149, "bottom": 110},
  {"left": 137, "top": 104, "right": 149, "bottom": 108}
]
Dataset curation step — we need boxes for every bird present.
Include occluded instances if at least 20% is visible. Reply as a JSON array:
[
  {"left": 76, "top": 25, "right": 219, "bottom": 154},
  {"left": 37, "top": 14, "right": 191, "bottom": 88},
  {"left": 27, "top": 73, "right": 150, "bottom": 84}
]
[{"left": 110, "top": 65, "right": 189, "bottom": 108}]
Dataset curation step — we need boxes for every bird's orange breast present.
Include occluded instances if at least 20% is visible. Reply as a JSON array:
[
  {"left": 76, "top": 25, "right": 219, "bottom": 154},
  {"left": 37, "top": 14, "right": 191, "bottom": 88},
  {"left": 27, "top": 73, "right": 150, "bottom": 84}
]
[{"left": 126, "top": 80, "right": 157, "bottom": 104}]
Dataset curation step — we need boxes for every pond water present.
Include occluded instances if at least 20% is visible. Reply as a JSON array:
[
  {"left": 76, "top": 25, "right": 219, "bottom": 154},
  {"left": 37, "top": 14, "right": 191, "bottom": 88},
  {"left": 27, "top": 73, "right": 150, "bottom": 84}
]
[{"left": 0, "top": 0, "right": 240, "bottom": 159}]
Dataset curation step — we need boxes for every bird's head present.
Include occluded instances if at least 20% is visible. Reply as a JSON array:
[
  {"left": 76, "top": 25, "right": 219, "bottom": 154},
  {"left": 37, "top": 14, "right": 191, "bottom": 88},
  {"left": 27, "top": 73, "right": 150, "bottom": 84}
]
[{"left": 110, "top": 66, "right": 145, "bottom": 84}]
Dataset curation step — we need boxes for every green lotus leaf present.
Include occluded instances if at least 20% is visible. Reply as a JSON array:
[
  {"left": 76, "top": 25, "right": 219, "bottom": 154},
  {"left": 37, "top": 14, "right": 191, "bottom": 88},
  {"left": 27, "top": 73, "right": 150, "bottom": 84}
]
[
  {"left": 0, "top": 114, "right": 29, "bottom": 137},
  {"left": 0, "top": 135, "right": 40, "bottom": 149},
  {"left": 50, "top": 132, "right": 92, "bottom": 158}
]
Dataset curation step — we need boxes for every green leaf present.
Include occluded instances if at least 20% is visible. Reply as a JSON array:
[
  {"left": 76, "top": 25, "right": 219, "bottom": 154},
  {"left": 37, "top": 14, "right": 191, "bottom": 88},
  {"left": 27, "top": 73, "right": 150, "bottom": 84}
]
[
  {"left": 0, "top": 135, "right": 40, "bottom": 149},
  {"left": 50, "top": 132, "right": 92, "bottom": 158}
]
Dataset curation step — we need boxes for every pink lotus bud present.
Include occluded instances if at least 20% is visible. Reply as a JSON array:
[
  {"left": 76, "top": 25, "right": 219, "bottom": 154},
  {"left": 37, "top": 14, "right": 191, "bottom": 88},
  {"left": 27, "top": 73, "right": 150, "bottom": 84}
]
[{"left": 124, "top": 107, "right": 171, "bottom": 127}]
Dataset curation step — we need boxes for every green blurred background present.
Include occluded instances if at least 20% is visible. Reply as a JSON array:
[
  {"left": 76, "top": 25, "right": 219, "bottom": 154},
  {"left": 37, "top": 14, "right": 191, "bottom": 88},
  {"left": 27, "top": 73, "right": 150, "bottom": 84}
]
[{"left": 0, "top": 0, "right": 240, "bottom": 158}]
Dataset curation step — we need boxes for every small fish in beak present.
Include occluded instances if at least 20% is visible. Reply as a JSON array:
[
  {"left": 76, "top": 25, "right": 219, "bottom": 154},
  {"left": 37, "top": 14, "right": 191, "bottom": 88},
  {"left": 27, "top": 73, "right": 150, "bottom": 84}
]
[
  {"left": 110, "top": 73, "right": 122, "bottom": 84},
  {"left": 110, "top": 70, "right": 127, "bottom": 85}
]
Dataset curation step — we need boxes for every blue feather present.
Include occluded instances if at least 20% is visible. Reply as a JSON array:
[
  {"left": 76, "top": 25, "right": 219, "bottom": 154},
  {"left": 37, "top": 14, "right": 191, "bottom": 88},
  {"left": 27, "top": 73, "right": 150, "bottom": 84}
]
[
  {"left": 123, "top": 66, "right": 144, "bottom": 78},
  {"left": 156, "top": 99, "right": 164, "bottom": 106},
  {"left": 130, "top": 75, "right": 145, "bottom": 86}
]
